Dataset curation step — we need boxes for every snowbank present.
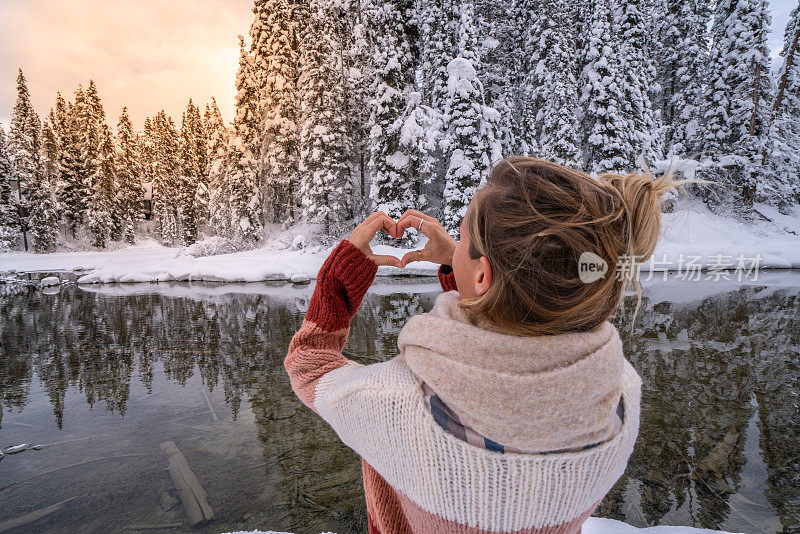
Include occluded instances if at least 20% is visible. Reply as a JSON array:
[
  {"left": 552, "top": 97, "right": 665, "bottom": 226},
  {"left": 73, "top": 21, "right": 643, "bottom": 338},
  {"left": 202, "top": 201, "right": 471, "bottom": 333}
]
[
  {"left": 0, "top": 202, "right": 798, "bottom": 284},
  {"left": 221, "top": 517, "right": 740, "bottom": 534},
  {"left": 0, "top": 239, "right": 441, "bottom": 283}
]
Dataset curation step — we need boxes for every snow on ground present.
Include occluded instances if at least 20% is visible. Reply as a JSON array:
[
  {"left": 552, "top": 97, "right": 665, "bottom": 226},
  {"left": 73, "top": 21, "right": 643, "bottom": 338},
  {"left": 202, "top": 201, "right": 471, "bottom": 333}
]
[
  {"left": 221, "top": 517, "right": 741, "bottom": 534},
  {"left": 0, "top": 202, "right": 798, "bottom": 284}
]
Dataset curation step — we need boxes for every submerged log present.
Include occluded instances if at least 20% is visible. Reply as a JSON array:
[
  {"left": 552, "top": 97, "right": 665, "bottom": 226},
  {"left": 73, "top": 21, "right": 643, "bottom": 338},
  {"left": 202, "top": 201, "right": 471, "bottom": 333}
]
[
  {"left": 159, "top": 441, "right": 214, "bottom": 526},
  {"left": 0, "top": 496, "right": 80, "bottom": 533},
  {"left": 200, "top": 388, "right": 219, "bottom": 422}
]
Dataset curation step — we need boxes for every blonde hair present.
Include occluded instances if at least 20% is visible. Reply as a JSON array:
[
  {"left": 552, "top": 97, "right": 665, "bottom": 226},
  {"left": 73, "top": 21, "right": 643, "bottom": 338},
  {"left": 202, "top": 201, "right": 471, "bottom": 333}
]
[{"left": 459, "top": 156, "right": 690, "bottom": 336}]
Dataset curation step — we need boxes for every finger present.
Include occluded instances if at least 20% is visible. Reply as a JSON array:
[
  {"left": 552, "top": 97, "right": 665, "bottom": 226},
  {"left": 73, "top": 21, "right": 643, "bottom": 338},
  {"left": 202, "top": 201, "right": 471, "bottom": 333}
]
[
  {"left": 397, "top": 209, "right": 438, "bottom": 227},
  {"left": 371, "top": 254, "right": 403, "bottom": 268},
  {"left": 370, "top": 213, "right": 400, "bottom": 238},
  {"left": 401, "top": 249, "right": 425, "bottom": 267},
  {"left": 360, "top": 211, "right": 381, "bottom": 225},
  {"left": 398, "top": 216, "right": 435, "bottom": 238},
  {"left": 351, "top": 212, "right": 380, "bottom": 237}
]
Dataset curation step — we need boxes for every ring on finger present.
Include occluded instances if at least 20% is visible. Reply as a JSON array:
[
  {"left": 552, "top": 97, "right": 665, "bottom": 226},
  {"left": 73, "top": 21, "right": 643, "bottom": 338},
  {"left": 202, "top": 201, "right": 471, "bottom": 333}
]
[{"left": 418, "top": 219, "right": 424, "bottom": 231}]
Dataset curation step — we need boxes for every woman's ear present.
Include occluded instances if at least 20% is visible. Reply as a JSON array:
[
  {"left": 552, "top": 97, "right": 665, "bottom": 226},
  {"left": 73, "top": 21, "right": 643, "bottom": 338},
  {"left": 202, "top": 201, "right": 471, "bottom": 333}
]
[{"left": 474, "top": 256, "right": 493, "bottom": 296}]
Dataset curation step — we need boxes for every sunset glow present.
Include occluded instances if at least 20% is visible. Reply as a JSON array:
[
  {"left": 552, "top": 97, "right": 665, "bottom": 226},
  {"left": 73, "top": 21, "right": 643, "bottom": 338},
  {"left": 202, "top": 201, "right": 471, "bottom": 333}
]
[{"left": 0, "top": 0, "right": 253, "bottom": 128}]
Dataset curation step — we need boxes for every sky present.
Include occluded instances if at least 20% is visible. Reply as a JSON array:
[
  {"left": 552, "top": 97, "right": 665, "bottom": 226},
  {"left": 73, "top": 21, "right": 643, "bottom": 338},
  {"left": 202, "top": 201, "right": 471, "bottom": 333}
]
[
  {"left": 0, "top": 0, "right": 253, "bottom": 130},
  {"left": 0, "top": 0, "right": 797, "bottom": 131}
]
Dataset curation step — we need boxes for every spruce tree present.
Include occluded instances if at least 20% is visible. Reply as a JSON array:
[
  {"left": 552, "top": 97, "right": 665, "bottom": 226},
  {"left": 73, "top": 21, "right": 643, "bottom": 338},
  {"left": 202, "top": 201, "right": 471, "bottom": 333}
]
[
  {"left": 441, "top": 58, "right": 501, "bottom": 235},
  {"left": 0, "top": 127, "right": 18, "bottom": 250},
  {"left": 205, "top": 99, "right": 231, "bottom": 235},
  {"left": 116, "top": 107, "right": 144, "bottom": 243},
  {"left": 654, "top": 0, "right": 711, "bottom": 156},
  {"left": 139, "top": 117, "right": 156, "bottom": 222},
  {"left": 763, "top": 2, "right": 800, "bottom": 207},
  {"left": 526, "top": 0, "right": 581, "bottom": 166},
  {"left": 397, "top": 92, "right": 444, "bottom": 213},
  {"left": 179, "top": 99, "right": 202, "bottom": 245},
  {"left": 331, "top": 0, "right": 376, "bottom": 219},
  {"left": 192, "top": 101, "right": 209, "bottom": 226},
  {"left": 614, "top": 0, "right": 662, "bottom": 166},
  {"left": 59, "top": 89, "right": 88, "bottom": 236},
  {"left": 29, "top": 119, "right": 60, "bottom": 252},
  {"left": 230, "top": 36, "right": 263, "bottom": 241},
  {"left": 297, "top": 0, "right": 354, "bottom": 234},
  {"left": 471, "top": 0, "right": 520, "bottom": 155},
  {"left": 152, "top": 111, "right": 181, "bottom": 245},
  {"left": 250, "top": 0, "right": 302, "bottom": 221},
  {"left": 702, "top": 0, "right": 773, "bottom": 206},
  {"left": 8, "top": 69, "right": 45, "bottom": 251},
  {"left": 368, "top": 1, "right": 418, "bottom": 234},
  {"left": 84, "top": 82, "right": 115, "bottom": 248},
  {"left": 417, "top": 0, "right": 458, "bottom": 114},
  {"left": 577, "top": 0, "right": 635, "bottom": 174}
]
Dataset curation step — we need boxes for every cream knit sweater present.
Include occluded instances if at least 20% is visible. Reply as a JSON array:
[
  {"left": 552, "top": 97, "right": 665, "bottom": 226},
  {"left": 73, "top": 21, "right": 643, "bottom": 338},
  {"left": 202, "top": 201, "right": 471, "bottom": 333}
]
[{"left": 285, "top": 240, "right": 642, "bottom": 533}]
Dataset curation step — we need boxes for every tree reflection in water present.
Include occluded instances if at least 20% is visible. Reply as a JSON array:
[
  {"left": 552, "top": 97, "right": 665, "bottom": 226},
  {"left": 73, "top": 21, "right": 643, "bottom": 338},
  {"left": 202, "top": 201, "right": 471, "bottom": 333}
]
[{"left": 0, "top": 280, "right": 797, "bottom": 533}]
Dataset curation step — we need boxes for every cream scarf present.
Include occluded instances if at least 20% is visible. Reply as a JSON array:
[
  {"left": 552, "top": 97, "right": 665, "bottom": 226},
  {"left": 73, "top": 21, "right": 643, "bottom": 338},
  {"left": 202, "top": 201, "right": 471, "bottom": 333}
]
[{"left": 397, "top": 291, "right": 626, "bottom": 452}]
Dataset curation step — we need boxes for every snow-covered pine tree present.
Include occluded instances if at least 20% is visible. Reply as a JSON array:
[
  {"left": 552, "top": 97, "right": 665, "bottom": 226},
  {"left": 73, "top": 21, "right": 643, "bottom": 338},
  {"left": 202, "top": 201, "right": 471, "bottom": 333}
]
[
  {"left": 152, "top": 111, "right": 181, "bottom": 244},
  {"left": 178, "top": 99, "right": 202, "bottom": 245},
  {"left": 0, "top": 127, "right": 18, "bottom": 250},
  {"left": 773, "top": 2, "right": 800, "bottom": 120},
  {"left": 116, "top": 107, "right": 145, "bottom": 243},
  {"left": 205, "top": 98, "right": 231, "bottom": 235},
  {"left": 192, "top": 101, "right": 209, "bottom": 226},
  {"left": 417, "top": 0, "right": 458, "bottom": 114},
  {"left": 702, "top": 0, "right": 773, "bottom": 207},
  {"left": 762, "top": 2, "right": 800, "bottom": 208},
  {"left": 397, "top": 91, "right": 444, "bottom": 212},
  {"left": 9, "top": 69, "right": 45, "bottom": 251},
  {"left": 84, "top": 82, "right": 115, "bottom": 248},
  {"left": 42, "top": 117, "right": 60, "bottom": 191},
  {"left": 471, "top": 0, "right": 520, "bottom": 155},
  {"left": 230, "top": 36, "right": 263, "bottom": 242},
  {"left": 577, "top": 0, "right": 635, "bottom": 174},
  {"left": 80, "top": 80, "right": 102, "bottom": 188},
  {"left": 525, "top": 0, "right": 581, "bottom": 167},
  {"left": 59, "top": 89, "right": 88, "bottom": 236},
  {"left": 441, "top": 57, "right": 502, "bottom": 235},
  {"left": 139, "top": 117, "right": 157, "bottom": 223},
  {"left": 297, "top": 0, "right": 354, "bottom": 234},
  {"left": 367, "top": 0, "right": 420, "bottom": 238},
  {"left": 28, "top": 119, "right": 60, "bottom": 252},
  {"left": 87, "top": 122, "right": 115, "bottom": 248},
  {"left": 613, "top": 0, "right": 662, "bottom": 166},
  {"left": 653, "top": 0, "right": 711, "bottom": 156},
  {"left": 338, "top": 0, "right": 376, "bottom": 218},
  {"left": 250, "top": 0, "right": 302, "bottom": 222}
]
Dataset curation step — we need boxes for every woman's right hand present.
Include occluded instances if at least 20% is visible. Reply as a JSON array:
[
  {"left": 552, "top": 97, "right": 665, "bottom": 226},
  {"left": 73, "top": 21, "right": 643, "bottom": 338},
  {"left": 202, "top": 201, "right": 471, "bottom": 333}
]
[{"left": 397, "top": 210, "right": 457, "bottom": 267}]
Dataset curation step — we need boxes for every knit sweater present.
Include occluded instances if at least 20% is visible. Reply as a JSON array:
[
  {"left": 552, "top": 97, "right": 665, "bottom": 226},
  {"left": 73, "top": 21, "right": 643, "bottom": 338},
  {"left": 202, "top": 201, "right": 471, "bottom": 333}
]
[{"left": 285, "top": 240, "right": 642, "bottom": 534}]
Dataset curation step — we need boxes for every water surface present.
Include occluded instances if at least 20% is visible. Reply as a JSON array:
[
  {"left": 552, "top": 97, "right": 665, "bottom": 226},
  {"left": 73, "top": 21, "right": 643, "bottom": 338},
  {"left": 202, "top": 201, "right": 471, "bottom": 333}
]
[{"left": 0, "top": 274, "right": 798, "bottom": 533}]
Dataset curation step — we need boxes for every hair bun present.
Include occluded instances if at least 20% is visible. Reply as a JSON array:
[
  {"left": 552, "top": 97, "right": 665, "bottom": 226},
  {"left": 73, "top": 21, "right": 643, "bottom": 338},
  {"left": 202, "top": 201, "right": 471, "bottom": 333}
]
[{"left": 599, "top": 169, "right": 681, "bottom": 262}]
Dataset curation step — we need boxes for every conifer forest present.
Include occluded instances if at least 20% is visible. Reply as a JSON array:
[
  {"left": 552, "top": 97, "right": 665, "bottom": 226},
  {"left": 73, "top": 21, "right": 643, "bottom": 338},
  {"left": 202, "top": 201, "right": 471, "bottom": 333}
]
[{"left": 1, "top": 0, "right": 799, "bottom": 253}]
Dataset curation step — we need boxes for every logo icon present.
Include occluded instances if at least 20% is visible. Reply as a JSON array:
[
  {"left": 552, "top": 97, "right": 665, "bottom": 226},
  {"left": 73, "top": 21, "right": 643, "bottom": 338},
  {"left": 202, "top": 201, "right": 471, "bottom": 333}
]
[{"left": 578, "top": 251, "right": 608, "bottom": 283}]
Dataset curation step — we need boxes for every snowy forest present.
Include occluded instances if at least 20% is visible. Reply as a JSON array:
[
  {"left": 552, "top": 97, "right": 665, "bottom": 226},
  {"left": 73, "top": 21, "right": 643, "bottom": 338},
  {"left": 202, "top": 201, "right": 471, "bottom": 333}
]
[{"left": 1, "top": 0, "right": 800, "bottom": 253}]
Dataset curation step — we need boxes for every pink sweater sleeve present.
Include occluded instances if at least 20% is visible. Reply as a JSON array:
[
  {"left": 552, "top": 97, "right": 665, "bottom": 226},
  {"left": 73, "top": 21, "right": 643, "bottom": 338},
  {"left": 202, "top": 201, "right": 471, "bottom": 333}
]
[{"left": 284, "top": 240, "right": 377, "bottom": 412}]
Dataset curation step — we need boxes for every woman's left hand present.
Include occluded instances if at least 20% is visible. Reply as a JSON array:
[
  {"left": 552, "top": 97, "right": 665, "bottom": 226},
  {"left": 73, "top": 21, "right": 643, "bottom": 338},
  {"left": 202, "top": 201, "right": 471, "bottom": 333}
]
[{"left": 347, "top": 212, "right": 404, "bottom": 267}]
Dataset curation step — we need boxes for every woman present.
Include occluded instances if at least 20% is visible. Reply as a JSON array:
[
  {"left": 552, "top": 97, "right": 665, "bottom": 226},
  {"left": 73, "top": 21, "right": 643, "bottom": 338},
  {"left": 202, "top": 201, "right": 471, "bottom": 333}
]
[{"left": 285, "top": 157, "right": 680, "bottom": 533}]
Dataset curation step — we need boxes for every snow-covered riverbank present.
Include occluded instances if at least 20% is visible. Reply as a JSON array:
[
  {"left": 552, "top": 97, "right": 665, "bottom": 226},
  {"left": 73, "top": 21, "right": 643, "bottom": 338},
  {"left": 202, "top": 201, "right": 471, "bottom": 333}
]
[{"left": 1, "top": 202, "right": 799, "bottom": 284}]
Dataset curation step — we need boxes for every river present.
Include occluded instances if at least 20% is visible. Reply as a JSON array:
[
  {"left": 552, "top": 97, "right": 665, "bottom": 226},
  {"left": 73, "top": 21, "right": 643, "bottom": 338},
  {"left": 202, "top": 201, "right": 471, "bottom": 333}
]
[{"left": 0, "top": 273, "right": 798, "bottom": 533}]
